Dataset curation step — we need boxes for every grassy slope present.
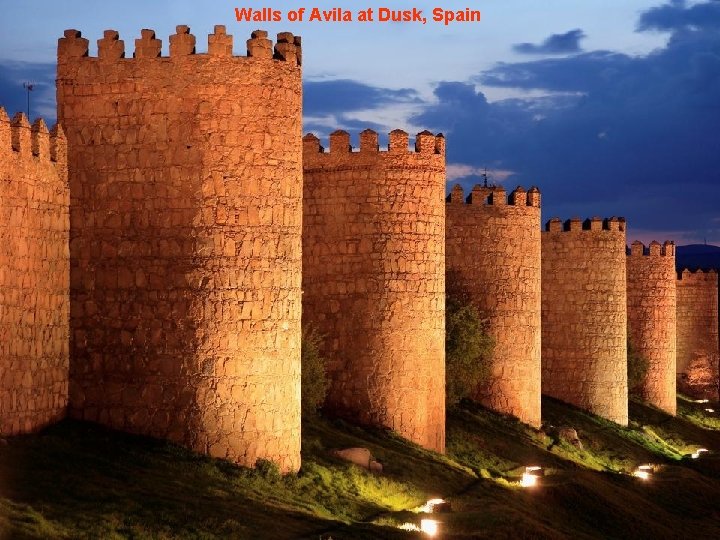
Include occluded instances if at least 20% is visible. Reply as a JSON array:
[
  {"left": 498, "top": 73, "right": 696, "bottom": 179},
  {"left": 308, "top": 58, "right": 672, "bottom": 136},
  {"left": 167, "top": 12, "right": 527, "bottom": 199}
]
[{"left": 1, "top": 396, "right": 720, "bottom": 539}]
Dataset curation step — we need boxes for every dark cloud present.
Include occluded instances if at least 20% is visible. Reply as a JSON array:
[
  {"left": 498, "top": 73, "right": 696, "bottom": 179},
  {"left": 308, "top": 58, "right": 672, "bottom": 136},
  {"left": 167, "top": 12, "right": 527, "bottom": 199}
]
[
  {"left": 412, "top": 1, "right": 720, "bottom": 243},
  {"left": 0, "top": 61, "right": 55, "bottom": 124},
  {"left": 513, "top": 29, "right": 586, "bottom": 55},
  {"left": 303, "top": 79, "right": 420, "bottom": 117},
  {"left": 638, "top": 0, "right": 720, "bottom": 31}
]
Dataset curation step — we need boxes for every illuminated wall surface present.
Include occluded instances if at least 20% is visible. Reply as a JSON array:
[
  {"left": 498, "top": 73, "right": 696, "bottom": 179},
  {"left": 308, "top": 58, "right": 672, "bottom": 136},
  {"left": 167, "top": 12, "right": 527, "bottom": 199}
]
[
  {"left": 446, "top": 183, "right": 542, "bottom": 427},
  {"left": 676, "top": 269, "right": 719, "bottom": 401},
  {"left": 0, "top": 110, "right": 70, "bottom": 436},
  {"left": 541, "top": 217, "right": 629, "bottom": 426},
  {"left": 626, "top": 241, "right": 677, "bottom": 415},
  {"left": 57, "top": 26, "right": 303, "bottom": 472},
  {"left": 302, "top": 130, "right": 446, "bottom": 453}
]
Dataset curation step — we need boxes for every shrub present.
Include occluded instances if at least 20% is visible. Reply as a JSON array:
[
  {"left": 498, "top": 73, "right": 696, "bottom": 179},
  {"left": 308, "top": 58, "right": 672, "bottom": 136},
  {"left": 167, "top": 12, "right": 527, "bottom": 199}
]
[
  {"left": 445, "top": 296, "right": 495, "bottom": 407},
  {"left": 627, "top": 339, "right": 650, "bottom": 395},
  {"left": 302, "top": 326, "right": 329, "bottom": 415}
]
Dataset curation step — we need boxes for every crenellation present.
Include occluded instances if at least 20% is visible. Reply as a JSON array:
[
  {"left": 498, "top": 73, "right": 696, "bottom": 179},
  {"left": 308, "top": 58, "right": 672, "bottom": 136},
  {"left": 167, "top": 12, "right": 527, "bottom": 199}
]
[
  {"left": 329, "top": 130, "right": 351, "bottom": 153},
  {"left": 98, "top": 30, "right": 125, "bottom": 60},
  {"left": 274, "top": 32, "right": 298, "bottom": 64},
  {"left": 247, "top": 29, "right": 273, "bottom": 59},
  {"left": 208, "top": 25, "right": 233, "bottom": 57},
  {"left": 11, "top": 112, "right": 31, "bottom": 153},
  {"left": 134, "top": 29, "right": 162, "bottom": 58},
  {"left": 0, "top": 107, "right": 9, "bottom": 149},
  {"left": 169, "top": 25, "right": 196, "bottom": 57},
  {"left": 50, "top": 124, "right": 67, "bottom": 167},
  {"left": 469, "top": 184, "right": 491, "bottom": 204},
  {"left": 567, "top": 217, "right": 582, "bottom": 231},
  {"left": 388, "top": 128, "right": 409, "bottom": 153},
  {"left": 304, "top": 130, "right": 446, "bottom": 163},
  {"left": 509, "top": 186, "right": 527, "bottom": 206},
  {"left": 527, "top": 186, "right": 541, "bottom": 207},
  {"left": 31, "top": 118, "right": 50, "bottom": 159},
  {"left": 415, "top": 129, "right": 436, "bottom": 154},
  {"left": 58, "top": 29, "right": 89, "bottom": 61},
  {"left": 359, "top": 128, "right": 379, "bottom": 152},
  {"left": 448, "top": 183, "right": 464, "bottom": 204},
  {"left": 489, "top": 186, "right": 506, "bottom": 206},
  {"left": 586, "top": 216, "right": 603, "bottom": 231}
]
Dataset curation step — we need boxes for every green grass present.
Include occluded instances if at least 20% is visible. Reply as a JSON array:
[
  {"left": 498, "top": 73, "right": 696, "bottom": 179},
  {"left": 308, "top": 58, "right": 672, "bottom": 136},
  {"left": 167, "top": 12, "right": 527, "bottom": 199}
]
[{"left": 2, "top": 396, "right": 720, "bottom": 539}]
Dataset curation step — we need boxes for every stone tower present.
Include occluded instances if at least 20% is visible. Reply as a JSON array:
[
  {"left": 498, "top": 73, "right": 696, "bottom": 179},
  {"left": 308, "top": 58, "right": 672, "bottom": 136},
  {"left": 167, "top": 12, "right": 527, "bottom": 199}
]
[
  {"left": 626, "top": 240, "right": 677, "bottom": 414},
  {"left": 302, "top": 129, "right": 446, "bottom": 452},
  {"left": 676, "top": 269, "right": 719, "bottom": 401},
  {"left": 0, "top": 109, "right": 69, "bottom": 436},
  {"left": 445, "top": 183, "right": 542, "bottom": 427},
  {"left": 541, "top": 217, "right": 628, "bottom": 425},
  {"left": 57, "top": 26, "right": 303, "bottom": 471}
]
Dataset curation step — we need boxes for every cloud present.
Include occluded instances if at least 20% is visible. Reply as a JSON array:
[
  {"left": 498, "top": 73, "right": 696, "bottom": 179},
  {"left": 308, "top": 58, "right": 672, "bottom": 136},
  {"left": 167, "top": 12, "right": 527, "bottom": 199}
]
[
  {"left": 303, "top": 79, "right": 420, "bottom": 117},
  {"left": 412, "top": 1, "right": 720, "bottom": 244},
  {"left": 446, "top": 164, "right": 516, "bottom": 183},
  {"left": 513, "top": 29, "right": 586, "bottom": 55},
  {"left": 638, "top": 0, "right": 720, "bottom": 31}
]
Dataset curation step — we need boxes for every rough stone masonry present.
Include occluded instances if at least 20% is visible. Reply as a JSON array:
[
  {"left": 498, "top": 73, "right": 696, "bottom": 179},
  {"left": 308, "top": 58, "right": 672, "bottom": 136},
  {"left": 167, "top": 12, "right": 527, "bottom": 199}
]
[
  {"left": 302, "top": 129, "right": 446, "bottom": 453},
  {"left": 446, "top": 183, "right": 542, "bottom": 427},
  {"left": 542, "top": 217, "right": 629, "bottom": 425},
  {"left": 56, "top": 26, "right": 303, "bottom": 472},
  {"left": 0, "top": 110, "right": 70, "bottom": 436}
]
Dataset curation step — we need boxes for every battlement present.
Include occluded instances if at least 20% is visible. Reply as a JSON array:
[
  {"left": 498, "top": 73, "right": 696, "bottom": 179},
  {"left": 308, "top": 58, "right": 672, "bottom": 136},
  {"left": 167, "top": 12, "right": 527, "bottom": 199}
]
[
  {"left": 627, "top": 240, "right": 675, "bottom": 257},
  {"left": 303, "top": 129, "right": 445, "bottom": 161},
  {"left": 58, "top": 26, "right": 301, "bottom": 65},
  {"left": 0, "top": 108, "right": 67, "bottom": 169},
  {"left": 677, "top": 268, "right": 719, "bottom": 282},
  {"left": 545, "top": 216, "right": 626, "bottom": 233},
  {"left": 446, "top": 183, "right": 541, "bottom": 208}
]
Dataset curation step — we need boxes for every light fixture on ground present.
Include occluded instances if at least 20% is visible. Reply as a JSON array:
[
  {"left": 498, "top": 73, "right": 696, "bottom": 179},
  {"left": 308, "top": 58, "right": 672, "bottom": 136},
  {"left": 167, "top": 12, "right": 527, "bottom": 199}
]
[
  {"left": 705, "top": 408, "right": 715, "bottom": 413},
  {"left": 632, "top": 464, "right": 653, "bottom": 480},
  {"left": 399, "top": 519, "right": 440, "bottom": 537},
  {"left": 520, "top": 466, "right": 543, "bottom": 488},
  {"left": 691, "top": 448, "right": 709, "bottom": 459},
  {"left": 420, "top": 519, "right": 439, "bottom": 537}
]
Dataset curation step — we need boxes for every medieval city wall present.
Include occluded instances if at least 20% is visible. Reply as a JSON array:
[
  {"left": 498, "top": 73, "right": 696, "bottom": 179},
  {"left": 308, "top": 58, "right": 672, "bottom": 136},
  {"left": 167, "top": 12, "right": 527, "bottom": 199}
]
[
  {"left": 0, "top": 109, "right": 70, "bottom": 436},
  {"left": 445, "top": 183, "right": 542, "bottom": 427},
  {"left": 302, "top": 129, "right": 446, "bottom": 453},
  {"left": 676, "top": 269, "right": 719, "bottom": 400},
  {"left": 541, "top": 217, "right": 628, "bottom": 425},
  {"left": 626, "top": 241, "right": 677, "bottom": 414},
  {"left": 57, "top": 26, "right": 303, "bottom": 471}
]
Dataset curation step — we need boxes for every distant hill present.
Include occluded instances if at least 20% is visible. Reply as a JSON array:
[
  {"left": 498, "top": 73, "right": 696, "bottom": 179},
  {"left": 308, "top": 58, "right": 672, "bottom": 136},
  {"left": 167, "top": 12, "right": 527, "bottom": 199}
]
[{"left": 676, "top": 244, "right": 720, "bottom": 271}]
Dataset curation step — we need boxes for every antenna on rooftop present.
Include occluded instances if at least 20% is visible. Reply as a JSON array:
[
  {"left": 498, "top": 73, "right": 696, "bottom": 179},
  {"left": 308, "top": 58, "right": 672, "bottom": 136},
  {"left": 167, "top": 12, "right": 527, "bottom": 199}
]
[
  {"left": 481, "top": 167, "right": 489, "bottom": 187},
  {"left": 22, "top": 82, "right": 34, "bottom": 119}
]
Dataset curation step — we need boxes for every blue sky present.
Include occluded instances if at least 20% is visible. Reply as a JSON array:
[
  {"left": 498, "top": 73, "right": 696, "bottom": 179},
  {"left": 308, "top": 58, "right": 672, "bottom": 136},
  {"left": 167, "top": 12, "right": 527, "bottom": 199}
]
[{"left": 1, "top": 0, "right": 718, "bottom": 244}]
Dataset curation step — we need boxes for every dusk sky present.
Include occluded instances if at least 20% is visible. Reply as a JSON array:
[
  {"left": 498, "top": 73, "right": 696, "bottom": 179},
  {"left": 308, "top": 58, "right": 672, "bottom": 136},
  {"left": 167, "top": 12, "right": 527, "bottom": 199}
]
[{"left": 1, "top": 0, "right": 718, "bottom": 244}]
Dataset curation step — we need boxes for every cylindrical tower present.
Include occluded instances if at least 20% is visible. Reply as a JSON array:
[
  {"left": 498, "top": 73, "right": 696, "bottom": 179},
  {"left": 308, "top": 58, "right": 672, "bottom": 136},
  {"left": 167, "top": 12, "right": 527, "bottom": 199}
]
[
  {"left": 676, "top": 269, "right": 719, "bottom": 401},
  {"left": 541, "top": 217, "right": 628, "bottom": 425},
  {"left": 57, "top": 26, "right": 302, "bottom": 471},
  {"left": 303, "top": 129, "right": 446, "bottom": 452},
  {"left": 445, "top": 183, "right": 542, "bottom": 427},
  {"left": 626, "top": 240, "right": 677, "bottom": 414}
]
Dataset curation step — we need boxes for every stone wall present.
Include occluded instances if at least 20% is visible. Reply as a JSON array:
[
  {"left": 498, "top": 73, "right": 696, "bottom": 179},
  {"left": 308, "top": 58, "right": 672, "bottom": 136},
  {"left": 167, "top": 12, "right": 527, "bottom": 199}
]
[
  {"left": 676, "top": 269, "right": 719, "bottom": 400},
  {"left": 626, "top": 241, "right": 677, "bottom": 414},
  {"left": 541, "top": 217, "right": 628, "bottom": 425},
  {"left": 303, "top": 129, "right": 446, "bottom": 453},
  {"left": 445, "top": 183, "right": 541, "bottom": 427},
  {"left": 57, "top": 26, "right": 303, "bottom": 471},
  {"left": 0, "top": 109, "right": 70, "bottom": 435}
]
